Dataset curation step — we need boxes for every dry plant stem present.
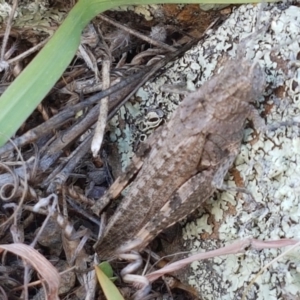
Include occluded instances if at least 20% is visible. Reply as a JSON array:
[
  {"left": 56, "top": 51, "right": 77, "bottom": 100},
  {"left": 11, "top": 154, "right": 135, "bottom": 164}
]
[
  {"left": 0, "top": 161, "right": 19, "bottom": 201},
  {"left": 242, "top": 240, "right": 300, "bottom": 300},
  {"left": 46, "top": 104, "right": 102, "bottom": 156},
  {"left": 19, "top": 195, "right": 57, "bottom": 299},
  {"left": 64, "top": 228, "right": 90, "bottom": 265},
  {"left": 75, "top": 76, "right": 120, "bottom": 97},
  {"left": 40, "top": 158, "right": 67, "bottom": 188},
  {"left": 0, "top": 138, "right": 28, "bottom": 230},
  {"left": 22, "top": 262, "right": 30, "bottom": 300},
  {"left": 22, "top": 212, "right": 34, "bottom": 229},
  {"left": 115, "top": 52, "right": 127, "bottom": 68},
  {"left": 61, "top": 227, "right": 91, "bottom": 289},
  {"left": 46, "top": 134, "right": 93, "bottom": 192},
  {"left": 91, "top": 58, "right": 111, "bottom": 156},
  {"left": 146, "top": 238, "right": 300, "bottom": 282},
  {"left": 65, "top": 186, "right": 96, "bottom": 206},
  {"left": 42, "top": 73, "right": 145, "bottom": 163},
  {"left": 11, "top": 266, "right": 77, "bottom": 292},
  {"left": 33, "top": 195, "right": 91, "bottom": 290},
  {"left": 101, "top": 150, "right": 114, "bottom": 185},
  {"left": 144, "top": 249, "right": 189, "bottom": 274},
  {"left": 131, "top": 48, "right": 167, "bottom": 65},
  {"left": 78, "top": 45, "right": 97, "bottom": 75},
  {"left": 0, "top": 0, "right": 18, "bottom": 62},
  {"left": 0, "top": 286, "right": 8, "bottom": 300},
  {"left": 142, "top": 252, "right": 152, "bottom": 277},
  {"left": 23, "top": 205, "right": 48, "bottom": 215},
  {"left": 98, "top": 14, "right": 176, "bottom": 52},
  {"left": 0, "top": 29, "right": 20, "bottom": 61},
  {"left": 55, "top": 68, "right": 87, "bottom": 90},
  {"left": 1, "top": 180, "right": 31, "bottom": 201},
  {"left": 0, "top": 172, "right": 36, "bottom": 202},
  {"left": 29, "top": 144, "right": 39, "bottom": 179},
  {"left": 30, "top": 196, "right": 57, "bottom": 248},
  {"left": 80, "top": 78, "right": 113, "bottom": 94},
  {"left": 0, "top": 65, "right": 153, "bottom": 156},
  {"left": 7, "top": 38, "right": 50, "bottom": 65},
  {"left": 23, "top": 197, "right": 57, "bottom": 300},
  {"left": 66, "top": 197, "right": 101, "bottom": 227},
  {"left": 37, "top": 103, "right": 50, "bottom": 122},
  {"left": 62, "top": 186, "right": 68, "bottom": 218},
  {"left": 97, "top": 212, "right": 106, "bottom": 241}
]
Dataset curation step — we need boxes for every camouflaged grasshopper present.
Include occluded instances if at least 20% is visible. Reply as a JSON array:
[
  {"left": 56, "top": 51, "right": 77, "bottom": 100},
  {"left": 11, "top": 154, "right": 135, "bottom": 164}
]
[{"left": 92, "top": 57, "right": 266, "bottom": 259}]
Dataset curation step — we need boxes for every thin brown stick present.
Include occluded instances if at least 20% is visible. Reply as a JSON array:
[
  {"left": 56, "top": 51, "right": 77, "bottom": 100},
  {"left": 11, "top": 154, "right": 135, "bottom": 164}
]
[
  {"left": 99, "top": 14, "right": 176, "bottom": 52},
  {"left": 0, "top": 0, "right": 18, "bottom": 62}
]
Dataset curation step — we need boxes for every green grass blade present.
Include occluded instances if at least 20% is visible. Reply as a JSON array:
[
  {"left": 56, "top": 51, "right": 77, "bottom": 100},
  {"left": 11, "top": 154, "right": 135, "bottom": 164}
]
[{"left": 95, "top": 264, "right": 124, "bottom": 300}]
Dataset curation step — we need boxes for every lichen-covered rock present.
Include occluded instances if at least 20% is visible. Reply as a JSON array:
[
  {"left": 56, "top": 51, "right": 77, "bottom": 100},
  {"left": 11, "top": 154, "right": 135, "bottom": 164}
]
[
  {"left": 180, "top": 4, "right": 300, "bottom": 300},
  {"left": 109, "top": 2, "right": 300, "bottom": 299}
]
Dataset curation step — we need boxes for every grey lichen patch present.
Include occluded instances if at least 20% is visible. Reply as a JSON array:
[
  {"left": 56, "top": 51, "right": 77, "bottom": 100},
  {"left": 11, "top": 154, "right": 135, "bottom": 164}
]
[
  {"left": 0, "top": 1, "right": 67, "bottom": 34},
  {"left": 108, "top": 97, "right": 166, "bottom": 171},
  {"left": 109, "top": 105, "right": 137, "bottom": 171},
  {"left": 108, "top": 87, "right": 175, "bottom": 171}
]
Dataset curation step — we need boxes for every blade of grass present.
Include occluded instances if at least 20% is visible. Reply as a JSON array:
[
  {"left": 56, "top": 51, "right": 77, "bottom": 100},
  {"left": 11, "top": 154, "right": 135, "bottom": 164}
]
[
  {"left": 95, "top": 264, "right": 124, "bottom": 300},
  {"left": 0, "top": 0, "right": 278, "bottom": 147}
]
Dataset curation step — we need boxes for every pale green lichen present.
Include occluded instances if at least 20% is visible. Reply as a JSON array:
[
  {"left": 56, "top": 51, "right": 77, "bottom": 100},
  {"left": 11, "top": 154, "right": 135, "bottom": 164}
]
[{"left": 183, "top": 214, "right": 213, "bottom": 239}]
